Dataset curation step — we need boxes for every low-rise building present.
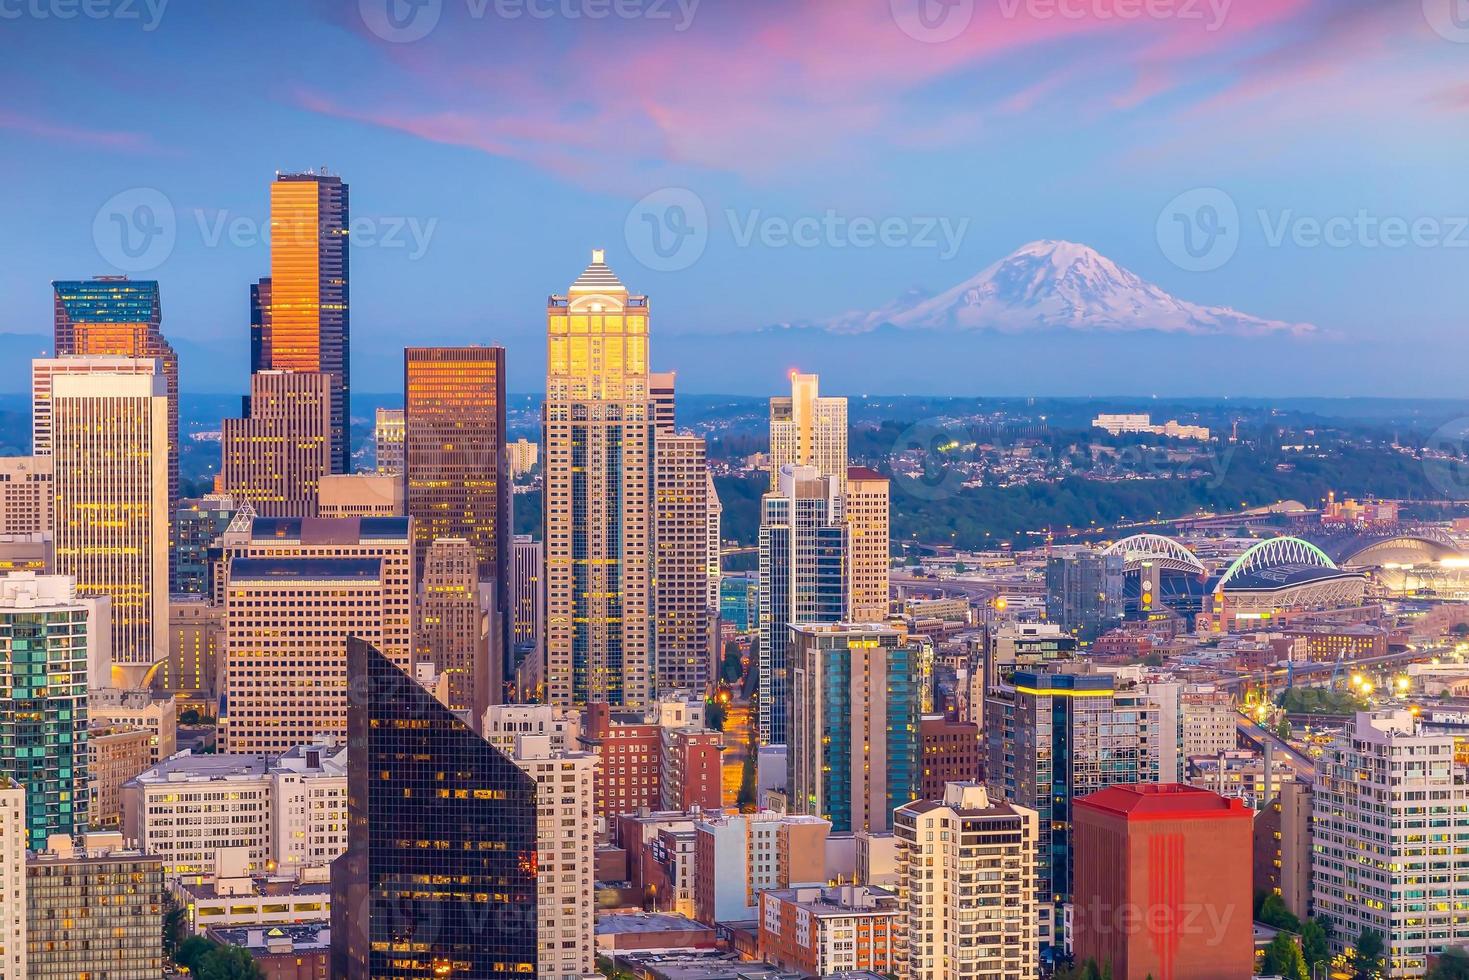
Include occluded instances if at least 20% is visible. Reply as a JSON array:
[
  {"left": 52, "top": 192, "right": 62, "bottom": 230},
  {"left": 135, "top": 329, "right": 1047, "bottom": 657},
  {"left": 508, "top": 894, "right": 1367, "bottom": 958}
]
[
  {"left": 693, "top": 810, "right": 829, "bottom": 925},
  {"left": 121, "top": 740, "right": 346, "bottom": 878},
  {"left": 759, "top": 885, "right": 900, "bottom": 976},
  {"left": 207, "top": 924, "right": 331, "bottom": 980}
]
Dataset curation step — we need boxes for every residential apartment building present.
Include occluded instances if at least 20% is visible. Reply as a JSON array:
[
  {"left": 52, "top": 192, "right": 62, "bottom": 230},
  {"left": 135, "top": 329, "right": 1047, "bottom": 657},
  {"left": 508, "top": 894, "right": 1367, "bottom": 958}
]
[{"left": 893, "top": 782, "right": 1039, "bottom": 980}]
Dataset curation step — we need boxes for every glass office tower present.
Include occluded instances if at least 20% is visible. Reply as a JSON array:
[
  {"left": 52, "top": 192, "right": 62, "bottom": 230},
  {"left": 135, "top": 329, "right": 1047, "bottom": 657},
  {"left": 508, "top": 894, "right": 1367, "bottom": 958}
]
[{"left": 332, "top": 637, "right": 538, "bottom": 979}]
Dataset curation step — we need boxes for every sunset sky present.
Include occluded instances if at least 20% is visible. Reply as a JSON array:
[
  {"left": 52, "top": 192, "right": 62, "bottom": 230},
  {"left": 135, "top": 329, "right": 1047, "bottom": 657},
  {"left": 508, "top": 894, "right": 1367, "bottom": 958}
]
[{"left": 1, "top": 0, "right": 1465, "bottom": 394}]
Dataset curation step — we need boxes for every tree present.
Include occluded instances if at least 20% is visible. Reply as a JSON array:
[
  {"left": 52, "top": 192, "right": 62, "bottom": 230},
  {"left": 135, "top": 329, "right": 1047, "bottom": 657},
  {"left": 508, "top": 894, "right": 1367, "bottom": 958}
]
[
  {"left": 1262, "top": 933, "right": 1309, "bottom": 980},
  {"left": 705, "top": 699, "right": 727, "bottom": 732},
  {"left": 1427, "top": 947, "right": 1469, "bottom": 980},
  {"left": 162, "top": 894, "right": 187, "bottom": 963},
  {"left": 1301, "top": 918, "right": 1331, "bottom": 970},
  {"left": 1143, "top": 651, "right": 1164, "bottom": 668},
  {"left": 1258, "top": 893, "right": 1302, "bottom": 933},
  {"left": 197, "top": 945, "right": 264, "bottom": 980},
  {"left": 1352, "top": 927, "right": 1386, "bottom": 980},
  {"left": 177, "top": 935, "right": 215, "bottom": 973}
]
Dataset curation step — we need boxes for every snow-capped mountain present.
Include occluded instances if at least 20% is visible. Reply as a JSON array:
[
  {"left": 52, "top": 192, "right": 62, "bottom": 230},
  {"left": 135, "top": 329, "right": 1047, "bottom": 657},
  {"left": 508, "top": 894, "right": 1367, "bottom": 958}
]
[{"left": 815, "top": 240, "right": 1316, "bottom": 337}]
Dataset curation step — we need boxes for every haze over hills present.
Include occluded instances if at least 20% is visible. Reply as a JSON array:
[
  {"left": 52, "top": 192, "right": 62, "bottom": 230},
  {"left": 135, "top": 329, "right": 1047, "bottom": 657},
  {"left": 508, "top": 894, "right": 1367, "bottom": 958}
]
[{"left": 800, "top": 241, "right": 1317, "bottom": 338}]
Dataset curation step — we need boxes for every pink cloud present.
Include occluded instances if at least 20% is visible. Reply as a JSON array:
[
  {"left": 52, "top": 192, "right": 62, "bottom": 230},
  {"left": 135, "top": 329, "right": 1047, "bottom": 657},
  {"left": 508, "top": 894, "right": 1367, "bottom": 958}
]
[
  {"left": 299, "top": 0, "right": 1432, "bottom": 189},
  {"left": 0, "top": 109, "right": 157, "bottom": 153}
]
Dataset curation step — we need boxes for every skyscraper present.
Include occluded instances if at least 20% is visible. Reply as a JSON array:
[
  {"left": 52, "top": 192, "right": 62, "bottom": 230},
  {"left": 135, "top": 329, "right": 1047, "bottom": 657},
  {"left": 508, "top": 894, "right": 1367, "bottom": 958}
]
[
  {"left": 846, "top": 466, "right": 891, "bottom": 623},
  {"left": 984, "top": 662, "right": 1149, "bottom": 946},
  {"left": 261, "top": 171, "right": 350, "bottom": 474},
  {"left": 403, "top": 347, "right": 510, "bottom": 671},
  {"left": 757, "top": 464, "right": 848, "bottom": 744},
  {"left": 544, "top": 250, "right": 653, "bottom": 707},
  {"left": 218, "top": 516, "right": 415, "bottom": 754},
  {"left": 510, "top": 534, "right": 544, "bottom": 694},
  {"left": 705, "top": 469, "right": 722, "bottom": 611},
  {"left": 788, "top": 623, "right": 919, "bottom": 834},
  {"left": 768, "top": 371, "right": 847, "bottom": 502},
  {"left": 220, "top": 371, "right": 332, "bottom": 517},
  {"left": 894, "top": 782, "right": 1039, "bottom": 980},
  {"left": 331, "top": 637, "right": 538, "bottom": 979},
  {"left": 0, "top": 574, "right": 91, "bottom": 847},
  {"left": 52, "top": 277, "right": 180, "bottom": 503},
  {"left": 50, "top": 365, "right": 169, "bottom": 685},
  {"left": 653, "top": 430, "right": 711, "bottom": 696},
  {"left": 417, "top": 537, "right": 494, "bottom": 714}
]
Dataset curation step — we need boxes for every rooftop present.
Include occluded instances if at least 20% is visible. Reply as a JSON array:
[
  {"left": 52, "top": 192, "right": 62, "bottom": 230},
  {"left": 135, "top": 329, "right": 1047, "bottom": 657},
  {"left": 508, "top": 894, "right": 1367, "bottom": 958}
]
[
  {"left": 249, "top": 516, "right": 410, "bottom": 543},
  {"left": 1076, "top": 783, "right": 1251, "bottom": 820},
  {"left": 596, "top": 912, "right": 714, "bottom": 936}
]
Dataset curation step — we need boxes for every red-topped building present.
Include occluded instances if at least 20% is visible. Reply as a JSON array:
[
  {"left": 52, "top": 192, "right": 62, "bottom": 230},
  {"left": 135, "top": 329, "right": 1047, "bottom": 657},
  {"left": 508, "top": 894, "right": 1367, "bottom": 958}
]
[{"left": 1071, "top": 784, "right": 1253, "bottom": 980}]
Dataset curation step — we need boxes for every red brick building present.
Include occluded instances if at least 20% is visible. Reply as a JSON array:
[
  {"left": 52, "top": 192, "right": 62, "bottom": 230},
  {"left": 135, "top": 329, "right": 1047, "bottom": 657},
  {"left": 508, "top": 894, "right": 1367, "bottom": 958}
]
[
  {"left": 918, "top": 715, "right": 981, "bottom": 799},
  {"left": 661, "top": 726, "right": 723, "bottom": 812},
  {"left": 583, "top": 702, "right": 723, "bottom": 820},
  {"left": 1072, "top": 784, "right": 1253, "bottom": 980}
]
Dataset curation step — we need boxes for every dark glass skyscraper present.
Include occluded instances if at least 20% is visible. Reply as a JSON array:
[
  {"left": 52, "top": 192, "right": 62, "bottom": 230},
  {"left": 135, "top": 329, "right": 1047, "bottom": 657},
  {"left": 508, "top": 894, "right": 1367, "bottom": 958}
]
[
  {"left": 332, "top": 637, "right": 538, "bottom": 979},
  {"left": 261, "top": 172, "right": 349, "bottom": 474},
  {"left": 52, "top": 276, "right": 180, "bottom": 503}
]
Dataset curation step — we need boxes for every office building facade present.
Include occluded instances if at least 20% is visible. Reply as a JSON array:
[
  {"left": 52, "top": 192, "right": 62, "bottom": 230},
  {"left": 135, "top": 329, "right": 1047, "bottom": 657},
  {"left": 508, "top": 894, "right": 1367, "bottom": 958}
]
[
  {"left": 846, "top": 466, "right": 890, "bottom": 623},
  {"left": 788, "top": 623, "right": 919, "bottom": 834},
  {"left": 221, "top": 371, "right": 333, "bottom": 517},
  {"left": 0, "top": 457, "right": 52, "bottom": 538},
  {"left": 757, "top": 465, "right": 848, "bottom": 745},
  {"left": 52, "top": 277, "right": 180, "bottom": 502},
  {"left": 331, "top": 637, "right": 538, "bottom": 978},
  {"left": 261, "top": 172, "right": 350, "bottom": 474},
  {"left": 49, "top": 366, "right": 169, "bottom": 686},
  {"left": 653, "top": 430, "right": 711, "bottom": 696}
]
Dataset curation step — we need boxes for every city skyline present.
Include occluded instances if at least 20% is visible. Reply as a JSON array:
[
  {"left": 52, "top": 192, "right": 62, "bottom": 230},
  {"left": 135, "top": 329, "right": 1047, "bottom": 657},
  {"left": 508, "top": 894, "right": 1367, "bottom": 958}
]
[{"left": 1, "top": 2, "right": 1466, "bottom": 396}]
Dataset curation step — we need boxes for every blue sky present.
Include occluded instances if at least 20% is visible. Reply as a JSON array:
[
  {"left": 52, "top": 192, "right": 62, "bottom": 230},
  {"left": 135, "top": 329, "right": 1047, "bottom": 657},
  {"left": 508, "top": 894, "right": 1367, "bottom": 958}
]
[{"left": 0, "top": 0, "right": 1465, "bottom": 396}]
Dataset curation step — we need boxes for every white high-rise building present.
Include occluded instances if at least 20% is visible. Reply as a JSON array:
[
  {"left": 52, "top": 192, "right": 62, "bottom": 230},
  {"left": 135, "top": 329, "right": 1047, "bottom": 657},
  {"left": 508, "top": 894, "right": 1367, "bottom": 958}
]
[
  {"left": 48, "top": 364, "right": 170, "bottom": 687},
  {"left": 894, "top": 782, "right": 1039, "bottom": 980},
  {"left": 504, "top": 733, "right": 596, "bottom": 980},
  {"left": 481, "top": 703, "right": 579, "bottom": 757},
  {"left": 0, "top": 777, "right": 24, "bottom": 980},
  {"left": 768, "top": 372, "right": 847, "bottom": 504},
  {"left": 705, "top": 468, "right": 722, "bottom": 611},
  {"left": 1313, "top": 710, "right": 1469, "bottom": 977}
]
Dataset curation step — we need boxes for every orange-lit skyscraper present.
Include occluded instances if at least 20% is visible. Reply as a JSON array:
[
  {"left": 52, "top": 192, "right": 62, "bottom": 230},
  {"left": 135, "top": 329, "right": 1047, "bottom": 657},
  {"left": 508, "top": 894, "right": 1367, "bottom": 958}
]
[
  {"left": 53, "top": 277, "right": 180, "bottom": 503},
  {"left": 403, "top": 347, "right": 510, "bottom": 678},
  {"left": 260, "top": 171, "right": 349, "bottom": 474},
  {"left": 544, "top": 250, "right": 653, "bottom": 707}
]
